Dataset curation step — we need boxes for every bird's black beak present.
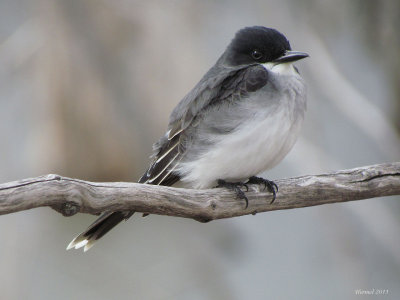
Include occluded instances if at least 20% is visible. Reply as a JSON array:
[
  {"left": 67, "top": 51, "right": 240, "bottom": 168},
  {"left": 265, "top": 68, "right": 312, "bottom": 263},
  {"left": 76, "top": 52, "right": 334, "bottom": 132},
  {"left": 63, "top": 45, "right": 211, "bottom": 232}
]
[{"left": 273, "top": 51, "right": 309, "bottom": 64}]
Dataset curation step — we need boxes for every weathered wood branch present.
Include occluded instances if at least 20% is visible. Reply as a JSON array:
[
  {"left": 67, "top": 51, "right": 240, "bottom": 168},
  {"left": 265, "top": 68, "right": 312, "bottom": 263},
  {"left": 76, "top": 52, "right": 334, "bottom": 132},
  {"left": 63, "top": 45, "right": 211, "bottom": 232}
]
[{"left": 0, "top": 162, "right": 399, "bottom": 222}]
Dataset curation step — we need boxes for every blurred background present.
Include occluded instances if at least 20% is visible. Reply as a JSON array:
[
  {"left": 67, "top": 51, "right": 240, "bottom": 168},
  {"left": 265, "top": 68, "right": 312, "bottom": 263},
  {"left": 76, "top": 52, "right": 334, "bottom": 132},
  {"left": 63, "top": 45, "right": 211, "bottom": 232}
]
[{"left": 0, "top": 0, "right": 399, "bottom": 299}]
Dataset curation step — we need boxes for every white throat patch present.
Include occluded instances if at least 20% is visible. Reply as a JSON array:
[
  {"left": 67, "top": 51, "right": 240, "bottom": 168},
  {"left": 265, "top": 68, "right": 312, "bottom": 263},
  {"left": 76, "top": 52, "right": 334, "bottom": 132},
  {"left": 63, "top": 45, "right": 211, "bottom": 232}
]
[{"left": 262, "top": 62, "right": 298, "bottom": 76}]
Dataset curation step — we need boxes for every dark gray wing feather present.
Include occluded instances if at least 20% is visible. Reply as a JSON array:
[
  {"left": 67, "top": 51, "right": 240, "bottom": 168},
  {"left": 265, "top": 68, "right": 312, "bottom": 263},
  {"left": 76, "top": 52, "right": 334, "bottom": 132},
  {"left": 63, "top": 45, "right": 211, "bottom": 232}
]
[
  {"left": 139, "top": 64, "right": 269, "bottom": 186},
  {"left": 138, "top": 133, "right": 182, "bottom": 185}
]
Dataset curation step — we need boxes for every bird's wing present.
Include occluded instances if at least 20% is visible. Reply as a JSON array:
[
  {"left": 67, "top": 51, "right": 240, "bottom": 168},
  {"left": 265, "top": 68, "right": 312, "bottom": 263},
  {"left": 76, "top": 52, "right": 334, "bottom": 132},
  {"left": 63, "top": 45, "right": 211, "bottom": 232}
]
[{"left": 139, "top": 64, "right": 269, "bottom": 186}]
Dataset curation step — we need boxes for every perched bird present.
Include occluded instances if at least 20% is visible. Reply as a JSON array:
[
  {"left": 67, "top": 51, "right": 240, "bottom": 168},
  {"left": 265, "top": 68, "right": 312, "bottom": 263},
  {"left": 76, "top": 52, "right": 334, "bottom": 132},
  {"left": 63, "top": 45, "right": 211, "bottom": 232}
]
[{"left": 67, "top": 26, "right": 308, "bottom": 251}]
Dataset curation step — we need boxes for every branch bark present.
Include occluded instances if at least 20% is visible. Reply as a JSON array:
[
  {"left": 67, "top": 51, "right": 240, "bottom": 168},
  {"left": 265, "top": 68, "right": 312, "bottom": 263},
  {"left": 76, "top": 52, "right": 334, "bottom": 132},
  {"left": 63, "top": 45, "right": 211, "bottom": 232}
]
[{"left": 0, "top": 162, "right": 399, "bottom": 222}]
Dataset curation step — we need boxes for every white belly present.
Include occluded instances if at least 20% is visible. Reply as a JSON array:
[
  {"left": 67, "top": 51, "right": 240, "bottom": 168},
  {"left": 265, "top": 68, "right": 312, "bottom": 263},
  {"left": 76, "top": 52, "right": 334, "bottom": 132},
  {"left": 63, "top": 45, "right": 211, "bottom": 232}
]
[{"left": 178, "top": 106, "right": 304, "bottom": 188}]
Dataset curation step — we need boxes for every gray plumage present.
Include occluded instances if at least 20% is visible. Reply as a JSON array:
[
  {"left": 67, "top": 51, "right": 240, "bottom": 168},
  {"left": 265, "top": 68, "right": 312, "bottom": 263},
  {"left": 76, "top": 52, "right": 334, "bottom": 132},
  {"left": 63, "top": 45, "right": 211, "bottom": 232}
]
[{"left": 67, "top": 26, "right": 308, "bottom": 251}]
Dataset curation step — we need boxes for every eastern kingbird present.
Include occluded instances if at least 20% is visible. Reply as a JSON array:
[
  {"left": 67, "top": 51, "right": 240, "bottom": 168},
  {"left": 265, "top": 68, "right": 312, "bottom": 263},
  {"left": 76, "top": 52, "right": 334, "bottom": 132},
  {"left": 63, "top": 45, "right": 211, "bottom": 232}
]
[{"left": 67, "top": 26, "right": 308, "bottom": 251}]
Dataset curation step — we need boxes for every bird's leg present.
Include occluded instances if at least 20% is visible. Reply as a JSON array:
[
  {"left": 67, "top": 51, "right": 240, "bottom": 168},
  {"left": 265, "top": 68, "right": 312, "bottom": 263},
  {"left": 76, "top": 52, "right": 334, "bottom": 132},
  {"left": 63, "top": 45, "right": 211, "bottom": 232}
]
[
  {"left": 247, "top": 176, "right": 278, "bottom": 204},
  {"left": 217, "top": 179, "right": 249, "bottom": 208}
]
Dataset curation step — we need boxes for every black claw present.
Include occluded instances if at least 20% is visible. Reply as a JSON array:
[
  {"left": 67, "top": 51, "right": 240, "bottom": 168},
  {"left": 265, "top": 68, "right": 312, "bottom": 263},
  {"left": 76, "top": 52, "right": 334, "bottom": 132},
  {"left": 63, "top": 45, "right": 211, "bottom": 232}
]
[
  {"left": 217, "top": 179, "right": 249, "bottom": 208},
  {"left": 248, "top": 176, "right": 278, "bottom": 204}
]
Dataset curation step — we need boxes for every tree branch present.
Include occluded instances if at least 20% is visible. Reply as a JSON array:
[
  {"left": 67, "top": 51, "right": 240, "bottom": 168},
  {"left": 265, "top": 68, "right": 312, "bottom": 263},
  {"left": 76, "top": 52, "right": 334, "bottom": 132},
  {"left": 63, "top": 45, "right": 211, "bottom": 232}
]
[{"left": 0, "top": 162, "right": 399, "bottom": 222}]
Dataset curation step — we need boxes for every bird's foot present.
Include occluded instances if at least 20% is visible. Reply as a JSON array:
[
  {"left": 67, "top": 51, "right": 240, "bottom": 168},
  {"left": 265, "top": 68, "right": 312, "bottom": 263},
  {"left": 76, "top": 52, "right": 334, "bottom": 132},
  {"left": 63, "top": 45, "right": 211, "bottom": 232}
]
[
  {"left": 217, "top": 179, "right": 249, "bottom": 208},
  {"left": 247, "top": 176, "right": 278, "bottom": 204}
]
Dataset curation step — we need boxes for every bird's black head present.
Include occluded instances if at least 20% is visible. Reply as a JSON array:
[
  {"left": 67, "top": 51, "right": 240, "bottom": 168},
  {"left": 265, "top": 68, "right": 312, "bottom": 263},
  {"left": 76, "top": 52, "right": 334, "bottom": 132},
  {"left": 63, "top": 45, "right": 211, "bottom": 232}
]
[{"left": 224, "top": 26, "right": 292, "bottom": 66}]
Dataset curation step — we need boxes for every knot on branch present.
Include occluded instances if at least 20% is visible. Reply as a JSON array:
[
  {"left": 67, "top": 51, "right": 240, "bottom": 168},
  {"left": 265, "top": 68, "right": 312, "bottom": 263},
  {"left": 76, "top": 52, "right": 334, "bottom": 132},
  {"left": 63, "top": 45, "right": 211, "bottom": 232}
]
[
  {"left": 52, "top": 202, "right": 80, "bottom": 217},
  {"left": 45, "top": 174, "right": 63, "bottom": 181}
]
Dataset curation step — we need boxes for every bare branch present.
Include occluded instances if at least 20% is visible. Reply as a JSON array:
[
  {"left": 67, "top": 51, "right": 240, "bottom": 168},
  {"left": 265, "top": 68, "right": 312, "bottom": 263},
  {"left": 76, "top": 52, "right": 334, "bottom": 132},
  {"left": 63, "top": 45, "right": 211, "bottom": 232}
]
[{"left": 0, "top": 162, "right": 399, "bottom": 222}]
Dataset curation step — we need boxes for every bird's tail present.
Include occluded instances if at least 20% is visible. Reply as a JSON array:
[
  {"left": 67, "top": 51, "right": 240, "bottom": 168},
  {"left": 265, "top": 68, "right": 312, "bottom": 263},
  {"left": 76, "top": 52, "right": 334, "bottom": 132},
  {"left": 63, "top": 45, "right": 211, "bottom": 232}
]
[
  {"left": 67, "top": 211, "right": 134, "bottom": 252},
  {"left": 67, "top": 152, "right": 180, "bottom": 252}
]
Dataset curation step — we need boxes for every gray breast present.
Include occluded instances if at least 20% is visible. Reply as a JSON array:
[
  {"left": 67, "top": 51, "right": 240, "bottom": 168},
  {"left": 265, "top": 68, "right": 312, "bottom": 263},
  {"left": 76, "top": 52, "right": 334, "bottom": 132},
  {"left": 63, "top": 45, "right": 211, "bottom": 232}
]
[{"left": 182, "top": 71, "right": 306, "bottom": 162}]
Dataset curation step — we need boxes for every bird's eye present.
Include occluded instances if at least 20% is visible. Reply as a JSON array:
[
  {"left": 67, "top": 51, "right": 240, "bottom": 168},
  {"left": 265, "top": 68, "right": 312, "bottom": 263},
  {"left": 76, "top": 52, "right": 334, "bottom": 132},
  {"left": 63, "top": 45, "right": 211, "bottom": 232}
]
[{"left": 251, "top": 49, "right": 263, "bottom": 60}]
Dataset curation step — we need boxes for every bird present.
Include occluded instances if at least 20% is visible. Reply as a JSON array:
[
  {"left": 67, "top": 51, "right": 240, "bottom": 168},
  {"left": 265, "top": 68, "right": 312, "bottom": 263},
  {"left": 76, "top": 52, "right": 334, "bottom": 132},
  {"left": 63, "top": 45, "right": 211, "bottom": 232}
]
[{"left": 67, "top": 26, "right": 308, "bottom": 252}]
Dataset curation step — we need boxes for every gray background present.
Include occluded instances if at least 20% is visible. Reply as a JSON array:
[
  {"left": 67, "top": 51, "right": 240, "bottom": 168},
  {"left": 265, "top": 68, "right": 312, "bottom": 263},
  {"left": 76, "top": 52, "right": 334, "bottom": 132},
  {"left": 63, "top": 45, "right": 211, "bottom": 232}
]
[{"left": 0, "top": 0, "right": 399, "bottom": 299}]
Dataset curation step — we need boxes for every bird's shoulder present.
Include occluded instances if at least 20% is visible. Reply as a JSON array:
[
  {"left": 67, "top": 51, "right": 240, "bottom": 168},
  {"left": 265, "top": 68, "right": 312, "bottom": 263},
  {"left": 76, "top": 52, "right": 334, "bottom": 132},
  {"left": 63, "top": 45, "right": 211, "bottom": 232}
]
[{"left": 168, "top": 64, "right": 269, "bottom": 139}]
